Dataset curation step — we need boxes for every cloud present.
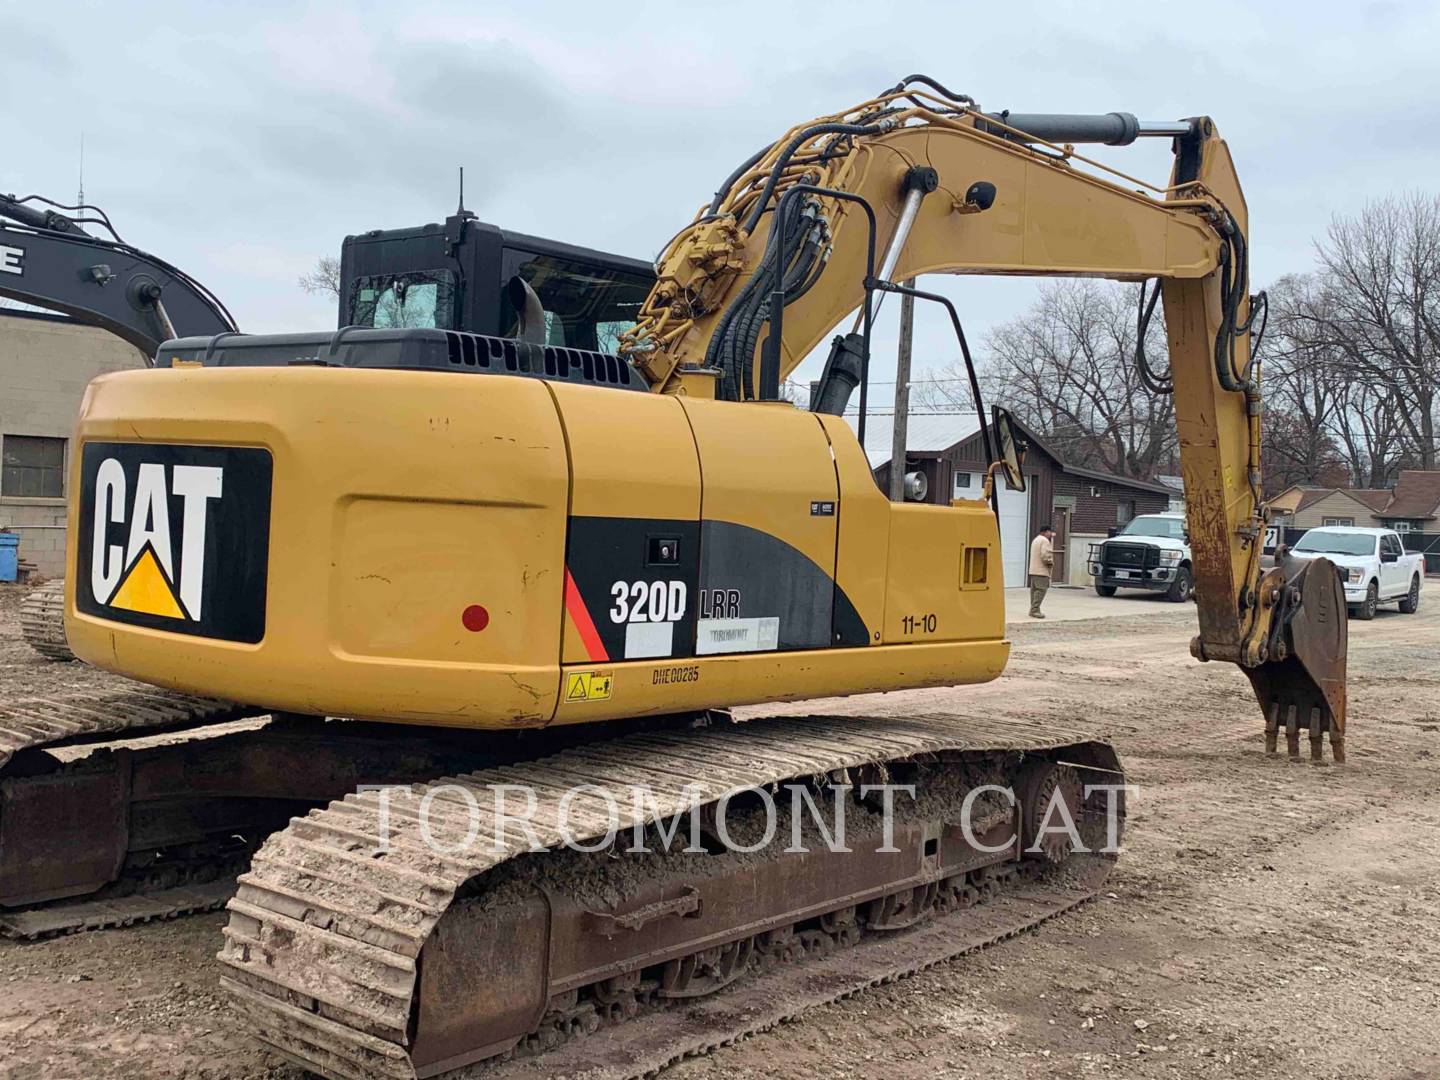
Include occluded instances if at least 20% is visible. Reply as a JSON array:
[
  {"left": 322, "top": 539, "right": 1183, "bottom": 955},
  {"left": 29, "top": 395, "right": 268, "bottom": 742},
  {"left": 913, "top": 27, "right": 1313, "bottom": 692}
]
[{"left": 3, "top": 0, "right": 1439, "bottom": 391}]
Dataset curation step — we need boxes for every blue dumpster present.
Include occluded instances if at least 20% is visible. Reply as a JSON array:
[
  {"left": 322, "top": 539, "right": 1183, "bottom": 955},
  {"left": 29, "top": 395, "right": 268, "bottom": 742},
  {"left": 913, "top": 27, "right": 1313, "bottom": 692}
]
[{"left": 0, "top": 532, "right": 17, "bottom": 583}]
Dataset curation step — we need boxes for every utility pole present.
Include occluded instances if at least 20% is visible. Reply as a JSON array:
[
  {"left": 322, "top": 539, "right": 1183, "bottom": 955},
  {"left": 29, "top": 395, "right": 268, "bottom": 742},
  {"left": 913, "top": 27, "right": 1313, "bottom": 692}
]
[{"left": 888, "top": 278, "right": 916, "bottom": 501}]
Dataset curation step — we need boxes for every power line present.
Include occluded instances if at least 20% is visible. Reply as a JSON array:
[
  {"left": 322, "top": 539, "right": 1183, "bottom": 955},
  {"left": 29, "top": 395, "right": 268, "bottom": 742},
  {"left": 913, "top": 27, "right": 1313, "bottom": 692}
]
[{"left": 841, "top": 409, "right": 977, "bottom": 417}]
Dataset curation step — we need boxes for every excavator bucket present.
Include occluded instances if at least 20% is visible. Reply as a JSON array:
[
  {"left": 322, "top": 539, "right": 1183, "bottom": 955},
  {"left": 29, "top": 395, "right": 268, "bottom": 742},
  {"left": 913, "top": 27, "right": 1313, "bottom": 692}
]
[{"left": 1245, "top": 556, "right": 1348, "bottom": 763}]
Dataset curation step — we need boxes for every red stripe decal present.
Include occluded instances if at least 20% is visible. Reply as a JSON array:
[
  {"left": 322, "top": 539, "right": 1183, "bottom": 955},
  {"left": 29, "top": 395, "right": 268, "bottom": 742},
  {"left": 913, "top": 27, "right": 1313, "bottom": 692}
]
[{"left": 564, "top": 568, "right": 610, "bottom": 662}]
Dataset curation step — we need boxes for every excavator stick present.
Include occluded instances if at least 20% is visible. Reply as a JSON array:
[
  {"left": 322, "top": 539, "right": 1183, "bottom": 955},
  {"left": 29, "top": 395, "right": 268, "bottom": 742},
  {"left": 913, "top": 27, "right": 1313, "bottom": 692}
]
[{"left": 1245, "top": 556, "right": 1348, "bottom": 763}]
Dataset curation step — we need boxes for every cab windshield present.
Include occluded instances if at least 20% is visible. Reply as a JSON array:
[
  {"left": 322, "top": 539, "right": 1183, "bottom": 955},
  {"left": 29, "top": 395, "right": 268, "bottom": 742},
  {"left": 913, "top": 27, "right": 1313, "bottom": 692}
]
[
  {"left": 1294, "top": 531, "right": 1376, "bottom": 556},
  {"left": 1119, "top": 517, "right": 1186, "bottom": 540}
]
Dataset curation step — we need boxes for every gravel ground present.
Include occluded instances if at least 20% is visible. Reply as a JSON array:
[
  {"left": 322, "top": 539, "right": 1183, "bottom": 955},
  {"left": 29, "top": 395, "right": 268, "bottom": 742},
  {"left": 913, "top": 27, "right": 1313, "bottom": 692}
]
[
  {"left": 1, "top": 581, "right": 1437, "bottom": 1079},
  {"left": 0, "top": 585, "right": 124, "bottom": 698}
]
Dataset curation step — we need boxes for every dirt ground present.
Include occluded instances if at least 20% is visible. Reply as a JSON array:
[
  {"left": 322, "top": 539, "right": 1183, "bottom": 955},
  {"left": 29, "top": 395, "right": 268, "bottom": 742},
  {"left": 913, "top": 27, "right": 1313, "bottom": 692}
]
[{"left": 1, "top": 582, "right": 1438, "bottom": 1079}]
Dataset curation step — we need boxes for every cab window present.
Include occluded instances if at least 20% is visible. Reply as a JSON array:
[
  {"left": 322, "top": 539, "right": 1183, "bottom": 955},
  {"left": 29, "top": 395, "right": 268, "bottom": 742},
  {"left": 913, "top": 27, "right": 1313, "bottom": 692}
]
[
  {"left": 349, "top": 270, "right": 457, "bottom": 329},
  {"left": 499, "top": 250, "right": 652, "bottom": 353}
]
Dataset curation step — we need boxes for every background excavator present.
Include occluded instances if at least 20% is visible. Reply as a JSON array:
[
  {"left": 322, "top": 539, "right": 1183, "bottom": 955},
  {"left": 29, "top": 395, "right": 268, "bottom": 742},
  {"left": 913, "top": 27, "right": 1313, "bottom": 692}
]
[
  {"left": 8, "top": 75, "right": 1347, "bottom": 1076},
  {"left": 0, "top": 191, "right": 654, "bottom": 357}
]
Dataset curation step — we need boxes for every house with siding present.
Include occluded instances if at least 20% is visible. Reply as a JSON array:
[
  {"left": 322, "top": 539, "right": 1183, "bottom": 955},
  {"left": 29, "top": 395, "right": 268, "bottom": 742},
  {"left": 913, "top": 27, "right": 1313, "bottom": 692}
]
[
  {"left": 1274, "top": 487, "right": 1390, "bottom": 529},
  {"left": 847, "top": 411, "right": 1171, "bottom": 587},
  {"left": 1270, "top": 474, "right": 1440, "bottom": 532},
  {"left": 1376, "top": 471, "right": 1440, "bottom": 532}
]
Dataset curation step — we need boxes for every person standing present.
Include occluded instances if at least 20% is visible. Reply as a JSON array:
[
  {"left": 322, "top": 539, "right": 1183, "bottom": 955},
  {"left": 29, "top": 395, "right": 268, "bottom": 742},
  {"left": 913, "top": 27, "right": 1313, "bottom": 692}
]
[{"left": 1028, "top": 524, "right": 1056, "bottom": 619}]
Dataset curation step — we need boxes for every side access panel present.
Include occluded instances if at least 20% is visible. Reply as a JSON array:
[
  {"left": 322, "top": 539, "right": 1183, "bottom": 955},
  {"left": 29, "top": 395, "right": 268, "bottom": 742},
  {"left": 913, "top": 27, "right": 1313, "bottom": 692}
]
[
  {"left": 679, "top": 399, "right": 842, "bottom": 656},
  {"left": 883, "top": 501, "right": 1004, "bottom": 645},
  {"left": 549, "top": 382, "right": 702, "bottom": 667},
  {"left": 816, "top": 414, "right": 888, "bottom": 646}
]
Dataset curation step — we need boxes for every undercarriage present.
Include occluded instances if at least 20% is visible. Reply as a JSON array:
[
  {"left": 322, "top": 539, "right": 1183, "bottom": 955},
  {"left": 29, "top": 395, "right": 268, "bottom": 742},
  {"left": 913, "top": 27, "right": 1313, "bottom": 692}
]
[{"left": 218, "top": 714, "right": 1123, "bottom": 1079}]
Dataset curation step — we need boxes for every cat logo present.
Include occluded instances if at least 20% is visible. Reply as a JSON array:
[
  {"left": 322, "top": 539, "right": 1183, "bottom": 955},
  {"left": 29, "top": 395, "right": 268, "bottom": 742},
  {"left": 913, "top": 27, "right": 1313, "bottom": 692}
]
[
  {"left": 77, "top": 442, "right": 273, "bottom": 643},
  {"left": 90, "top": 459, "right": 222, "bottom": 621}
]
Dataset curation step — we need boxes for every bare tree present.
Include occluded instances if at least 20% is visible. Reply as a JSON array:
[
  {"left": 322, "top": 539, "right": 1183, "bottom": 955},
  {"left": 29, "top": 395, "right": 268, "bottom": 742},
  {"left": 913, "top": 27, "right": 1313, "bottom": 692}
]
[
  {"left": 921, "top": 281, "right": 1175, "bottom": 479},
  {"left": 1287, "top": 193, "right": 1440, "bottom": 470},
  {"left": 1331, "top": 380, "right": 1408, "bottom": 487},
  {"left": 1260, "top": 274, "right": 1353, "bottom": 491},
  {"left": 299, "top": 255, "right": 342, "bottom": 299}
]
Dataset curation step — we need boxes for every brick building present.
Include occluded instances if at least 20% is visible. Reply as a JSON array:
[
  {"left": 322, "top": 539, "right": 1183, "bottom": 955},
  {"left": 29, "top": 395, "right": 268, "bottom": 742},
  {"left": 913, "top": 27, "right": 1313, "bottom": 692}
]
[
  {"left": 0, "top": 308, "right": 148, "bottom": 578},
  {"left": 849, "top": 412, "right": 1171, "bottom": 587}
]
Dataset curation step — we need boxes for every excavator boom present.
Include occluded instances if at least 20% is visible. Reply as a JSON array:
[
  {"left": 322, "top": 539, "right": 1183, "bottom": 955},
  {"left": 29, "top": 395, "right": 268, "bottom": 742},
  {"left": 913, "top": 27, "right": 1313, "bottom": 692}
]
[
  {"left": 623, "top": 87, "right": 1347, "bottom": 759},
  {"left": 0, "top": 193, "right": 236, "bottom": 355}
]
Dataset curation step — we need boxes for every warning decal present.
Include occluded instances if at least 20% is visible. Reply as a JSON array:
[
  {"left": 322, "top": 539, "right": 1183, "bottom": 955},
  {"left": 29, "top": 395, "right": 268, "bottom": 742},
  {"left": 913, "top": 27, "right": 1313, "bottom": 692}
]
[{"left": 564, "top": 670, "right": 613, "bottom": 703}]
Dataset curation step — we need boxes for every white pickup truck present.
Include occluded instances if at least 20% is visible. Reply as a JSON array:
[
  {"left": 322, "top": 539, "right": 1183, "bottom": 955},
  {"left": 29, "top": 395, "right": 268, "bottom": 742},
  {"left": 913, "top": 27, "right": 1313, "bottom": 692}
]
[
  {"left": 1285, "top": 526, "right": 1423, "bottom": 620},
  {"left": 1086, "top": 512, "right": 1194, "bottom": 602}
]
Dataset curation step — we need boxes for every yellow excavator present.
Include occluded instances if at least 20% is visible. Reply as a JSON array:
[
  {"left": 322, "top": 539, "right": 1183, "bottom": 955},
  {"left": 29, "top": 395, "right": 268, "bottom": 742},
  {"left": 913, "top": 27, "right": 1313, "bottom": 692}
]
[{"left": 51, "top": 76, "right": 1344, "bottom": 1076}]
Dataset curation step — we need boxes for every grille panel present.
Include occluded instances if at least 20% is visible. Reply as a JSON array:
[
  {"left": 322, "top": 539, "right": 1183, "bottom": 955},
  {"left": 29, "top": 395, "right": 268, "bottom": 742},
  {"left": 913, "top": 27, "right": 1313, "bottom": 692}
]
[{"left": 1102, "top": 542, "right": 1160, "bottom": 570}]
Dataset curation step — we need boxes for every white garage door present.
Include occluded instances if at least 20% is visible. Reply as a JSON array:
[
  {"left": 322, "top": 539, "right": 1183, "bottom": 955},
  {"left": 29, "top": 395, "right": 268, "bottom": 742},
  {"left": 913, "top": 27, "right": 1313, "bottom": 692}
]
[{"left": 954, "top": 471, "right": 1030, "bottom": 586}]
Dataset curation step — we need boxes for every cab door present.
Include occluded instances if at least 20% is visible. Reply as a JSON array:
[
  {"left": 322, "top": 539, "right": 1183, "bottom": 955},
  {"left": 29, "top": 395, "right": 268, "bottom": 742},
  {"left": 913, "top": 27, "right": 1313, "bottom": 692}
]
[{"left": 1380, "top": 532, "right": 1408, "bottom": 597}]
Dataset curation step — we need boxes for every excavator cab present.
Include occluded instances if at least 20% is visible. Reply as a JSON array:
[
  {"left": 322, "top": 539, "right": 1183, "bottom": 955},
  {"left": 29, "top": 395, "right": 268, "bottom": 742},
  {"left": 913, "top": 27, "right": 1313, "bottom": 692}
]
[{"left": 338, "top": 214, "right": 655, "bottom": 350}]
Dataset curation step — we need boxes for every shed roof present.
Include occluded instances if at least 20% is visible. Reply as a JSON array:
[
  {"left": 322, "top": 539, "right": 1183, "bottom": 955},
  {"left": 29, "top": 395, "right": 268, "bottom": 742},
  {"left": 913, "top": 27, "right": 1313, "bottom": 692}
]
[
  {"left": 1059, "top": 462, "right": 1173, "bottom": 496},
  {"left": 843, "top": 411, "right": 981, "bottom": 469},
  {"left": 1291, "top": 486, "right": 1389, "bottom": 513},
  {"left": 1294, "top": 487, "right": 1337, "bottom": 512},
  {"left": 1350, "top": 488, "right": 1395, "bottom": 512}
]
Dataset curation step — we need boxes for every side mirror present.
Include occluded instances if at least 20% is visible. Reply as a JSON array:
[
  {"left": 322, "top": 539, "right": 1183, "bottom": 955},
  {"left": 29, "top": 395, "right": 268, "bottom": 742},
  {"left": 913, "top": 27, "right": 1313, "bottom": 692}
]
[
  {"left": 990, "top": 406, "right": 1028, "bottom": 493},
  {"left": 1381, "top": 550, "right": 1398, "bottom": 563}
]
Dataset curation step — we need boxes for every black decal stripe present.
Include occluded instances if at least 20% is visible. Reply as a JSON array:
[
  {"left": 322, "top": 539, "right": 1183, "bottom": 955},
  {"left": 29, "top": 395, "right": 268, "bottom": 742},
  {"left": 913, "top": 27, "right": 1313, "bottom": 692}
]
[
  {"left": 564, "top": 517, "right": 701, "bottom": 661},
  {"left": 832, "top": 587, "right": 870, "bottom": 646},
  {"left": 566, "top": 516, "right": 870, "bottom": 659}
]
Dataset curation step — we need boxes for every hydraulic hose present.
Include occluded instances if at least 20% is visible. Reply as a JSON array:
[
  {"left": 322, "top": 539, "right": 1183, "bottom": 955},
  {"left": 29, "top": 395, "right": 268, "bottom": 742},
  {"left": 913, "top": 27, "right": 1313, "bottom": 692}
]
[
  {"left": 740, "top": 122, "right": 884, "bottom": 233},
  {"left": 886, "top": 74, "right": 976, "bottom": 106}
]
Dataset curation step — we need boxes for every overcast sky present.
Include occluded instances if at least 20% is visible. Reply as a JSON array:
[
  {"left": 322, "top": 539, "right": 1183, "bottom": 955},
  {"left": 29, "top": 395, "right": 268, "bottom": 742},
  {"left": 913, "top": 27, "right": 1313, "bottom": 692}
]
[{"left": 7, "top": 0, "right": 1439, "bottom": 397}]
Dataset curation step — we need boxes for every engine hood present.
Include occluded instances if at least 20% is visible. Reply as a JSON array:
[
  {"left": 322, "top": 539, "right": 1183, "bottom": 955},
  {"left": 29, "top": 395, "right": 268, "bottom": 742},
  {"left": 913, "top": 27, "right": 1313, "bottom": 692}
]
[{"left": 1286, "top": 550, "right": 1374, "bottom": 570}]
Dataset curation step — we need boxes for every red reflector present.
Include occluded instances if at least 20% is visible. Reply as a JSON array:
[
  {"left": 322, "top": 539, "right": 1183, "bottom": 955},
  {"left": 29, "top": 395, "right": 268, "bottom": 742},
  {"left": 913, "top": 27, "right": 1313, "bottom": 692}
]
[{"left": 462, "top": 605, "right": 490, "bottom": 632}]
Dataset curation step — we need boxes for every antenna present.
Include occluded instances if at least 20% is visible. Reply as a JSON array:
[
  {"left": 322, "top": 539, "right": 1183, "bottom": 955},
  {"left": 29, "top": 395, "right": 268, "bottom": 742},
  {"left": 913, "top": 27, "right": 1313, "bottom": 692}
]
[
  {"left": 457, "top": 166, "right": 465, "bottom": 215},
  {"left": 78, "top": 132, "right": 85, "bottom": 208}
]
